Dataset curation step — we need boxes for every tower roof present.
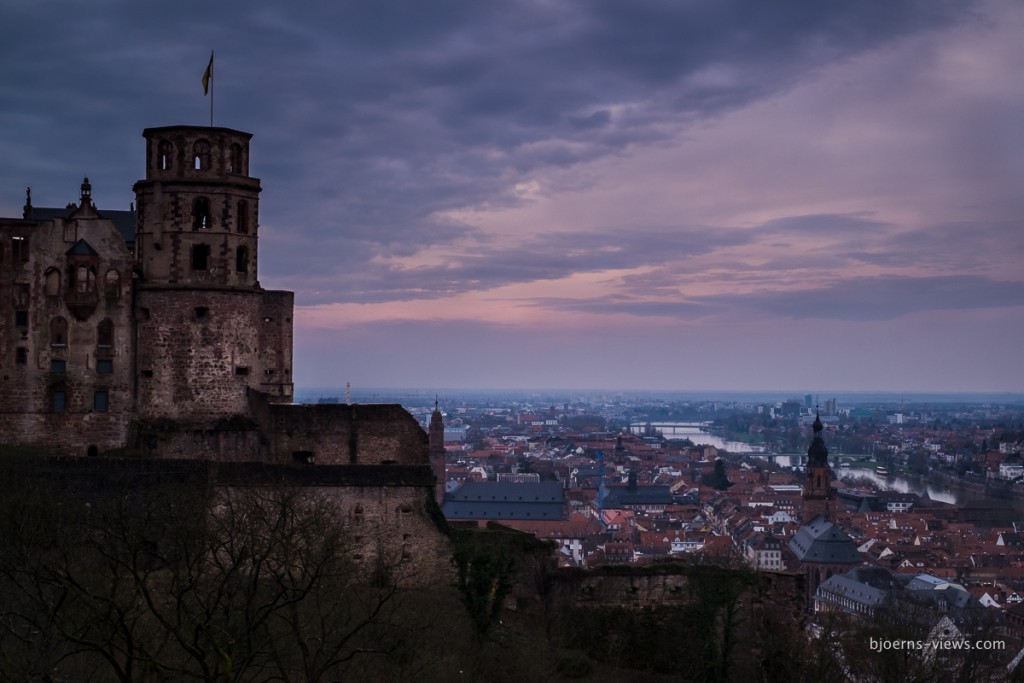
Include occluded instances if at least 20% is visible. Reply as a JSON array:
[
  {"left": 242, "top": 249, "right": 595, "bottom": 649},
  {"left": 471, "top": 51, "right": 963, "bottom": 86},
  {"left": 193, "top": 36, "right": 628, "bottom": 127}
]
[{"left": 807, "top": 411, "right": 828, "bottom": 466}]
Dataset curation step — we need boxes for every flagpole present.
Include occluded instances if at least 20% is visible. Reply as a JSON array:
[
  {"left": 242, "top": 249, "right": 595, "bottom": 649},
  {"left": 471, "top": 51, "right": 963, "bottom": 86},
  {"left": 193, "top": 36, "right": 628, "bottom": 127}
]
[{"left": 203, "top": 51, "right": 215, "bottom": 127}]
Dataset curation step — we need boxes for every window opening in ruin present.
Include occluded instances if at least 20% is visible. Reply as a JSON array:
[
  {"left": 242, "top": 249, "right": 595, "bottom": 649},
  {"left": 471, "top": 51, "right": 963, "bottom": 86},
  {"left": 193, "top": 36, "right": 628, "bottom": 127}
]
[
  {"left": 12, "top": 235, "right": 28, "bottom": 262},
  {"left": 87, "top": 445, "right": 99, "bottom": 457},
  {"left": 97, "top": 319, "right": 114, "bottom": 348},
  {"left": 139, "top": 307, "right": 151, "bottom": 321},
  {"left": 16, "top": 348, "right": 27, "bottom": 365},
  {"left": 235, "top": 246, "right": 248, "bottom": 274},
  {"left": 191, "top": 244, "right": 210, "bottom": 271},
  {"left": 192, "top": 197, "right": 211, "bottom": 230},
  {"left": 235, "top": 366, "right": 249, "bottom": 376},
  {"left": 94, "top": 390, "right": 108, "bottom": 412},
  {"left": 194, "top": 306, "right": 209, "bottom": 319},
  {"left": 15, "top": 283, "right": 29, "bottom": 308},
  {"left": 158, "top": 140, "right": 173, "bottom": 171},
  {"left": 353, "top": 505, "right": 364, "bottom": 523},
  {"left": 45, "top": 268, "right": 61, "bottom": 296},
  {"left": 52, "top": 389, "right": 66, "bottom": 413},
  {"left": 51, "top": 360, "right": 66, "bottom": 373},
  {"left": 141, "top": 370, "right": 154, "bottom": 378},
  {"left": 15, "top": 310, "right": 28, "bottom": 327},
  {"left": 105, "top": 270, "right": 120, "bottom": 299},
  {"left": 193, "top": 140, "right": 211, "bottom": 170},
  {"left": 292, "top": 451, "right": 315, "bottom": 464},
  {"left": 229, "top": 143, "right": 243, "bottom": 173},
  {"left": 97, "top": 359, "right": 113, "bottom": 374},
  {"left": 50, "top": 317, "right": 67, "bottom": 346},
  {"left": 237, "top": 200, "right": 248, "bottom": 233}
]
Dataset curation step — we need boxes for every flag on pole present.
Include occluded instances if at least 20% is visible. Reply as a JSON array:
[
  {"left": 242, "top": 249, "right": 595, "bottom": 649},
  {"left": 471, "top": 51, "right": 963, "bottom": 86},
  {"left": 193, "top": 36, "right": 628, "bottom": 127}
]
[{"left": 202, "top": 52, "right": 214, "bottom": 95}]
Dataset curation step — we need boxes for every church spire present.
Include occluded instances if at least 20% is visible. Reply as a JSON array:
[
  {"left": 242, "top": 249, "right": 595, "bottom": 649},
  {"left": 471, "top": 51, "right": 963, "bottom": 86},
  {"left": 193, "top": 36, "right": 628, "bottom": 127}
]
[{"left": 802, "top": 409, "right": 834, "bottom": 523}]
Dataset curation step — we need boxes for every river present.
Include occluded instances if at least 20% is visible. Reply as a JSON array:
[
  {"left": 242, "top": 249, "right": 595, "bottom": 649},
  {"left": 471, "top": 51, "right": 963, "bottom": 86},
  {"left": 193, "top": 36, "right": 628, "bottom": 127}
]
[
  {"left": 754, "top": 455, "right": 962, "bottom": 505},
  {"left": 629, "top": 422, "right": 763, "bottom": 453}
]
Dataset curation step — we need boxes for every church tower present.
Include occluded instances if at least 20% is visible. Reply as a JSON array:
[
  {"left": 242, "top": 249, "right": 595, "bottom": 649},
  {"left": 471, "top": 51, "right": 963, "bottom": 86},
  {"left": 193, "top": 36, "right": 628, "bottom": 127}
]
[
  {"left": 429, "top": 400, "right": 445, "bottom": 504},
  {"left": 802, "top": 412, "right": 834, "bottom": 523},
  {"left": 132, "top": 126, "right": 293, "bottom": 422}
]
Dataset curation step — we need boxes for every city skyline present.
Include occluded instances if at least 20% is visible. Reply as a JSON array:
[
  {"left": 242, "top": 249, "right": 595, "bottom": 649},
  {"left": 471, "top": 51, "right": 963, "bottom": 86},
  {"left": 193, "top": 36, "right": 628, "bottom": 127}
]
[{"left": 2, "top": 1, "right": 1022, "bottom": 392}]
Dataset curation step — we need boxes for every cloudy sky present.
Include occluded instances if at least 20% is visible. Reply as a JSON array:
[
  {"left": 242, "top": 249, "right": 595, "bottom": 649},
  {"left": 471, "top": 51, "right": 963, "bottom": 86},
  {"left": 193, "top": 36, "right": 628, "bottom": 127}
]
[{"left": 2, "top": 0, "right": 1022, "bottom": 393}]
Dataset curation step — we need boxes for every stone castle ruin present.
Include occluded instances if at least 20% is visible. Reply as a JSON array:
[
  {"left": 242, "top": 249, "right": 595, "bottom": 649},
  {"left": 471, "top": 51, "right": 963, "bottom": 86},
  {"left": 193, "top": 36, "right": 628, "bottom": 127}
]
[{"left": 1, "top": 125, "right": 426, "bottom": 468}]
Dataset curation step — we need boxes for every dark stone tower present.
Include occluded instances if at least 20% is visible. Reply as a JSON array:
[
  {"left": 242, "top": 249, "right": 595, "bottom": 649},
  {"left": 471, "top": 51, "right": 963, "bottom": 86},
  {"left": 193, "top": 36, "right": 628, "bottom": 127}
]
[
  {"left": 802, "top": 412, "right": 834, "bottom": 523},
  {"left": 429, "top": 399, "right": 445, "bottom": 503},
  {"left": 132, "top": 126, "right": 293, "bottom": 421}
]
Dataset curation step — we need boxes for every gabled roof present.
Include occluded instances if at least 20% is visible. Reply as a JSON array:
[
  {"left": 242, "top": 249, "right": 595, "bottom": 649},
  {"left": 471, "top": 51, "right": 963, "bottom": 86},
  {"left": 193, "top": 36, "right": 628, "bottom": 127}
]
[
  {"left": 789, "top": 516, "right": 860, "bottom": 564},
  {"left": 28, "top": 205, "right": 136, "bottom": 247},
  {"left": 441, "top": 481, "right": 565, "bottom": 521},
  {"left": 66, "top": 238, "right": 99, "bottom": 256}
]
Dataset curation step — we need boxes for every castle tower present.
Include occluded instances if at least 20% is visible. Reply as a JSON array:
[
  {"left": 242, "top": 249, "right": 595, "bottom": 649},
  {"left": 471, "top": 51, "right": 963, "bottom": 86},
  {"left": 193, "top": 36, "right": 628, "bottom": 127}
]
[
  {"left": 429, "top": 399, "right": 445, "bottom": 503},
  {"left": 132, "top": 126, "right": 293, "bottom": 423},
  {"left": 802, "top": 412, "right": 834, "bottom": 523},
  {"left": 133, "top": 126, "right": 260, "bottom": 288}
]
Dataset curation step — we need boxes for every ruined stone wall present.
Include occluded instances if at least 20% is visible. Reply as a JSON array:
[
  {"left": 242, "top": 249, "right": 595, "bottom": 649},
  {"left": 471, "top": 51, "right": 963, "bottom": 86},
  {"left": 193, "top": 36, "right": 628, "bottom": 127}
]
[
  {"left": 0, "top": 213, "right": 134, "bottom": 455},
  {"left": 257, "top": 290, "right": 293, "bottom": 401},
  {"left": 135, "top": 288, "right": 285, "bottom": 421},
  {"left": 263, "top": 403, "right": 430, "bottom": 465}
]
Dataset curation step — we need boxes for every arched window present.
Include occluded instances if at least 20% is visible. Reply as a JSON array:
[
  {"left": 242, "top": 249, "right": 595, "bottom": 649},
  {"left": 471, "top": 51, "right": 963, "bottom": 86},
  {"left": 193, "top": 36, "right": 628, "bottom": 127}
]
[
  {"left": 193, "top": 139, "right": 211, "bottom": 170},
  {"left": 50, "top": 317, "right": 68, "bottom": 346},
  {"left": 229, "top": 143, "right": 243, "bottom": 173},
  {"left": 97, "top": 319, "right": 114, "bottom": 348},
  {"left": 158, "top": 140, "right": 173, "bottom": 171},
  {"left": 191, "top": 244, "right": 210, "bottom": 271},
  {"left": 104, "top": 269, "right": 120, "bottom": 299},
  {"left": 235, "top": 246, "right": 248, "bottom": 274},
  {"left": 45, "top": 268, "right": 61, "bottom": 297},
  {"left": 192, "top": 197, "right": 211, "bottom": 230},
  {"left": 237, "top": 200, "right": 248, "bottom": 233}
]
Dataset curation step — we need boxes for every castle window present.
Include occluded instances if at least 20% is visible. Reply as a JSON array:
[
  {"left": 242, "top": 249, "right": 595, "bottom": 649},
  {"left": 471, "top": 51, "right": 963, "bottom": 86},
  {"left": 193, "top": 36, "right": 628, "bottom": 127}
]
[
  {"left": 192, "top": 197, "right": 211, "bottom": 230},
  {"left": 45, "top": 268, "right": 61, "bottom": 297},
  {"left": 104, "top": 270, "right": 120, "bottom": 299},
  {"left": 191, "top": 244, "right": 210, "bottom": 271},
  {"left": 237, "top": 200, "right": 249, "bottom": 233},
  {"left": 97, "top": 319, "right": 114, "bottom": 348},
  {"left": 72, "top": 265, "right": 96, "bottom": 293},
  {"left": 235, "top": 366, "right": 249, "bottom": 376},
  {"left": 51, "top": 359, "right": 66, "bottom": 373},
  {"left": 16, "top": 348, "right": 27, "bottom": 365},
  {"left": 139, "top": 307, "right": 151, "bottom": 321},
  {"left": 50, "top": 317, "right": 67, "bottom": 346},
  {"left": 97, "top": 359, "right": 113, "bottom": 374},
  {"left": 193, "top": 139, "right": 211, "bottom": 171},
  {"left": 229, "top": 143, "right": 243, "bottom": 173},
  {"left": 235, "top": 246, "right": 248, "bottom": 274},
  {"left": 52, "top": 388, "right": 66, "bottom": 413},
  {"left": 94, "top": 390, "right": 109, "bottom": 412},
  {"left": 15, "top": 310, "right": 28, "bottom": 327},
  {"left": 158, "top": 140, "right": 173, "bottom": 171},
  {"left": 194, "top": 306, "right": 209, "bottom": 319},
  {"left": 15, "top": 283, "right": 30, "bottom": 307},
  {"left": 12, "top": 236, "right": 28, "bottom": 262},
  {"left": 353, "top": 504, "right": 364, "bottom": 523},
  {"left": 292, "top": 450, "right": 314, "bottom": 464}
]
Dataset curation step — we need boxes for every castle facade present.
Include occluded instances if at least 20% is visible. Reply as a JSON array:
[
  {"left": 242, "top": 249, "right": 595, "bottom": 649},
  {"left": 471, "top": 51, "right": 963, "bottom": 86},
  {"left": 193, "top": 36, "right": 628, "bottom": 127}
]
[{"left": 1, "top": 125, "right": 427, "bottom": 468}]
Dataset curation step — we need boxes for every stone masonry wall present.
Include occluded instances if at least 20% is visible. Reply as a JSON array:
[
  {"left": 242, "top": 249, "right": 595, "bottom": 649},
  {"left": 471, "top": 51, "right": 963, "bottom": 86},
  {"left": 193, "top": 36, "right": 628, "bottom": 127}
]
[
  {"left": 263, "top": 403, "right": 430, "bottom": 465},
  {"left": 0, "top": 212, "right": 134, "bottom": 454}
]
